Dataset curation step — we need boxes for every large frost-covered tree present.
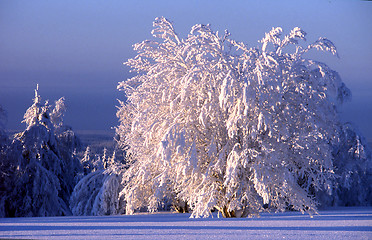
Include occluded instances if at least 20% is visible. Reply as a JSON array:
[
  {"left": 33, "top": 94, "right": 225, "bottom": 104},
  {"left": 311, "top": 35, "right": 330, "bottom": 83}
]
[{"left": 117, "top": 17, "right": 356, "bottom": 218}]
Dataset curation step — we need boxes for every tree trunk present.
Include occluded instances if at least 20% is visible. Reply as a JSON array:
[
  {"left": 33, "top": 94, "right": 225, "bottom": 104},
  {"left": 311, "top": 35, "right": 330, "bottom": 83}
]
[
  {"left": 173, "top": 199, "right": 189, "bottom": 213},
  {"left": 216, "top": 205, "right": 250, "bottom": 218}
]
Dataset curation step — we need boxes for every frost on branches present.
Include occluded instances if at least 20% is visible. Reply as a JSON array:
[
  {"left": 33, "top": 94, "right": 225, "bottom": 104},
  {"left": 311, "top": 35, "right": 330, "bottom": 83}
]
[{"left": 117, "top": 17, "right": 365, "bottom": 218}]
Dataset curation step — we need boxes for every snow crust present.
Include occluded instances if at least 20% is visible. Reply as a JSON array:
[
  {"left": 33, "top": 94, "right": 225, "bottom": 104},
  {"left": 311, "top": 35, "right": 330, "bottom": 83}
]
[{"left": 0, "top": 207, "right": 371, "bottom": 240}]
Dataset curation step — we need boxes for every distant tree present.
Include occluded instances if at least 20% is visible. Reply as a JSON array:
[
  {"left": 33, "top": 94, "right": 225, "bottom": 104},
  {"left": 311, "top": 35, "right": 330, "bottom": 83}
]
[
  {"left": 80, "top": 146, "right": 110, "bottom": 173},
  {"left": 117, "top": 17, "right": 353, "bottom": 217},
  {"left": 81, "top": 146, "right": 93, "bottom": 174}
]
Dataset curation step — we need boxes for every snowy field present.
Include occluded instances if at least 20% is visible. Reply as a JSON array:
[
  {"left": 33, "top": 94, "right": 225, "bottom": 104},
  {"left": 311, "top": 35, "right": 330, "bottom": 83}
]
[{"left": 0, "top": 207, "right": 371, "bottom": 240}]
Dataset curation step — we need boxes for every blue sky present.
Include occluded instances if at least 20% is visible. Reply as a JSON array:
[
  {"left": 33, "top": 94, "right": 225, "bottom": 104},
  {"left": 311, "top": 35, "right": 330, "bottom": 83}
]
[{"left": 0, "top": 0, "right": 371, "bottom": 140}]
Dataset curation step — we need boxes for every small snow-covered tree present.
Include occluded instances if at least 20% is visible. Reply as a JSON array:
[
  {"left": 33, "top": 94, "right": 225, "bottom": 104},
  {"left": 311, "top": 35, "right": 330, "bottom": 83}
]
[
  {"left": 70, "top": 151, "right": 125, "bottom": 216},
  {"left": 50, "top": 97, "right": 66, "bottom": 128},
  {"left": 81, "top": 146, "right": 93, "bottom": 173},
  {"left": 80, "top": 146, "right": 109, "bottom": 173},
  {"left": 118, "top": 17, "right": 352, "bottom": 217},
  {"left": 317, "top": 123, "right": 372, "bottom": 207}
]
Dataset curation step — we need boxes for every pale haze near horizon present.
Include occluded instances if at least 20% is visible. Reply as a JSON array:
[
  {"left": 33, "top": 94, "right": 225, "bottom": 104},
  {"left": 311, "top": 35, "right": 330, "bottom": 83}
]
[{"left": 0, "top": 0, "right": 371, "bottom": 141}]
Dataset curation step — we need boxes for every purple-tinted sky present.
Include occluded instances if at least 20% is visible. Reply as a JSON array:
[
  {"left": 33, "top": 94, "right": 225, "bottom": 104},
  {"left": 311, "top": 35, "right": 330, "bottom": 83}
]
[{"left": 0, "top": 0, "right": 371, "bottom": 140}]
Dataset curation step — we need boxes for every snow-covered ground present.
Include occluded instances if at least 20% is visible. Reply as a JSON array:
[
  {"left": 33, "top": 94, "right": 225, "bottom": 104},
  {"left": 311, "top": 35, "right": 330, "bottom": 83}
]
[{"left": 0, "top": 207, "right": 371, "bottom": 240}]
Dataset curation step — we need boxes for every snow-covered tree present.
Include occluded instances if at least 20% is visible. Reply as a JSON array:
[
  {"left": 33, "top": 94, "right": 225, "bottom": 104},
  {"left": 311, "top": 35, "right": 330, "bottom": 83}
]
[
  {"left": 70, "top": 151, "right": 125, "bottom": 216},
  {"left": 317, "top": 123, "right": 372, "bottom": 207},
  {"left": 50, "top": 97, "right": 66, "bottom": 128},
  {"left": 80, "top": 146, "right": 111, "bottom": 173},
  {"left": 3, "top": 86, "right": 83, "bottom": 217},
  {"left": 117, "top": 17, "right": 353, "bottom": 217},
  {"left": 81, "top": 146, "right": 93, "bottom": 174},
  {"left": 4, "top": 86, "right": 66, "bottom": 216}
]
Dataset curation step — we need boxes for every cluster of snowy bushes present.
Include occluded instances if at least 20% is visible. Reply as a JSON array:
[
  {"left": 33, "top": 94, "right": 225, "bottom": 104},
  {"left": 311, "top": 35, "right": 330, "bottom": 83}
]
[{"left": 0, "top": 17, "right": 371, "bottom": 218}]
